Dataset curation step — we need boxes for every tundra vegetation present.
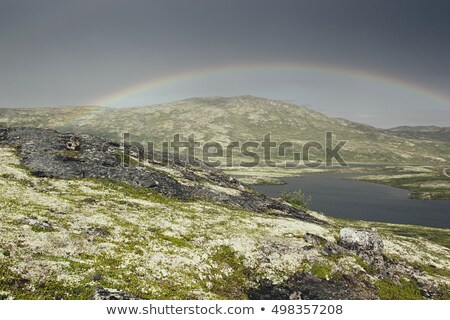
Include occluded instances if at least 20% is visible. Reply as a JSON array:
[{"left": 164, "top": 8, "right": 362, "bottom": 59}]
[
  {"left": 0, "top": 146, "right": 449, "bottom": 300},
  {"left": 0, "top": 96, "right": 449, "bottom": 299}
]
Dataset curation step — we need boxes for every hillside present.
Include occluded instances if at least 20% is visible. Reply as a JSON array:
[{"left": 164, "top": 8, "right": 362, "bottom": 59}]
[
  {"left": 1, "top": 96, "right": 448, "bottom": 165},
  {"left": 0, "top": 125, "right": 449, "bottom": 300},
  {"left": 387, "top": 126, "right": 450, "bottom": 143}
]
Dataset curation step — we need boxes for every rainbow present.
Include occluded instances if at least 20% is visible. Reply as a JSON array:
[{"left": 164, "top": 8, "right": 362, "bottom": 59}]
[{"left": 91, "top": 61, "right": 450, "bottom": 108}]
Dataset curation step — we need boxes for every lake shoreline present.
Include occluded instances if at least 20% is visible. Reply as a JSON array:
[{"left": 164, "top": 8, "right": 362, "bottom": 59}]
[{"left": 249, "top": 171, "right": 450, "bottom": 229}]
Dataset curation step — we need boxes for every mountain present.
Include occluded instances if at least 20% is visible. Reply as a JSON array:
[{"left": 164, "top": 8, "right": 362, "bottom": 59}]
[
  {"left": 1, "top": 96, "right": 448, "bottom": 165},
  {"left": 0, "top": 125, "right": 449, "bottom": 299},
  {"left": 387, "top": 126, "right": 450, "bottom": 142}
]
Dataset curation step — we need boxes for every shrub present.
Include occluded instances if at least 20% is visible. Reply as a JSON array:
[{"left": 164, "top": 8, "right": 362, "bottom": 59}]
[{"left": 278, "top": 190, "right": 312, "bottom": 210}]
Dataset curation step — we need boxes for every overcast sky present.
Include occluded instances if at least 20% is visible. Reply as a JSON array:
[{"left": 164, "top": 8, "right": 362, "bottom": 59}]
[{"left": 1, "top": 0, "right": 449, "bottom": 127}]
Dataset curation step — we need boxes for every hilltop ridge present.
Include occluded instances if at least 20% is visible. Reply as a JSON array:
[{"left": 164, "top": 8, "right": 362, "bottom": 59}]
[{"left": 1, "top": 96, "right": 448, "bottom": 165}]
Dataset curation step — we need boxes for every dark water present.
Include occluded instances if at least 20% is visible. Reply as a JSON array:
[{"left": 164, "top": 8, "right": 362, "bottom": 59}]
[{"left": 252, "top": 173, "right": 450, "bottom": 229}]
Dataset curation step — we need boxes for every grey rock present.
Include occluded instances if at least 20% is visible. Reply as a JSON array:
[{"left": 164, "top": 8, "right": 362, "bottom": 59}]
[
  {"left": 248, "top": 273, "right": 378, "bottom": 300},
  {"left": 93, "top": 287, "right": 141, "bottom": 300},
  {"left": 320, "top": 243, "right": 347, "bottom": 256},
  {"left": 339, "top": 228, "right": 384, "bottom": 254},
  {"left": 304, "top": 232, "right": 347, "bottom": 257},
  {"left": 86, "top": 227, "right": 110, "bottom": 238},
  {"left": 339, "top": 227, "right": 384, "bottom": 268},
  {"left": 26, "top": 219, "right": 53, "bottom": 231},
  {"left": 65, "top": 137, "right": 80, "bottom": 150},
  {"left": 304, "top": 233, "right": 327, "bottom": 246}
]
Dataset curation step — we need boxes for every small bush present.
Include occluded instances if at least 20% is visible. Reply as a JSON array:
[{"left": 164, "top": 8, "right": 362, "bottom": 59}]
[
  {"left": 206, "top": 245, "right": 251, "bottom": 299},
  {"left": 278, "top": 190, "right": 311, "bottom": 210}
]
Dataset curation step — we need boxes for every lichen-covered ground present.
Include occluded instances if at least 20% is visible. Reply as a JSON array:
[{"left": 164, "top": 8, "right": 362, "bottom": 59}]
[{"left": 1, "top": 147, "right": 449, "bottom": 300}]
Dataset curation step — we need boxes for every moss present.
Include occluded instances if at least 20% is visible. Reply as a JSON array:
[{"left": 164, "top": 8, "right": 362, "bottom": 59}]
[
  {"left": 375, "top": 224, "right": 450, "bottom": 249},
  {"left": 295, "top": 258, "right": 312, "bottom": 273},
  {"left": 42, "top": 255, "right": 92, "bottom": 272},
  {"left": 158, "top": 234, "right": 193, "bottom": 248},
  {"left": 310, "top": 262, "right": 332, "bottom": 279},
  {"left": 0, "top": 262, "right": 94, "bottom": 299},
  {"left": 1, "top": 145, "right": 448, "bottom": 300},
  {"left": 375, "top": 278, "right": 423, "bottom": 300},
  {"left": 10, "top": 162, "right": 32, "bottom": 172},
  {"left": 87, "top": 178, "right": 178, "bottom": 207},
  {"left": 434, "top": 285, "right": 450, "bottom": 300},
  {"left": 0, "top": 173, "right": 15, "bottom": 179},
  {"left": 24, "top": 280, "right": 94, "bottom": 300},
  {"left": 353, "top": 255, "right": 377, "bottom": 274},
  {"left": 410, "top": 262, "right": 450, "bottom": 278},
  {"left": 30, "top": 225, "right": 53, "bottom": 233},
  {"left": 50, "top": 150, "right": 81, "bottom": 161},
  {"left": 149, "top": 280, "right": 199, "bottom": 300}
]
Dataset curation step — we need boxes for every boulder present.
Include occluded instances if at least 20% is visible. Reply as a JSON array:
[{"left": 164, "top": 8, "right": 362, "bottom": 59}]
[
  {"left": 93, "top": 287, "right": 141, "bottom": 300},
  {"left": 339, "top": 227, "right": 384, "bottom": 268},
  {"left": 339, "top": 227, "right": 384, "bottom": 254},
  {"left": 65, "top": 137, "right": 80, "bottom": 150}
]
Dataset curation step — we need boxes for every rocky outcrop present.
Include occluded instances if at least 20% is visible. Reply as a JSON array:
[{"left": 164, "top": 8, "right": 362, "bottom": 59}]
[
  {"left": 248, "top": 273, "right": 378, "bottom": 300},
  {"left": 339, "top": 228, "right": 384, "bottom": 253},
  {"left": 339, "top": 227, "right": 384, "bottom": 268},
  {"left": 0, "top": 125, "right": 319, "bottom": 223}
]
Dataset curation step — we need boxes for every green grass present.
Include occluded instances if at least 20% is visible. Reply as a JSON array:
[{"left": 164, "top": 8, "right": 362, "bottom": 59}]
[
  {"left": 310, "top": 262, "right": 332, "bottom": 279},
  {"left": 410, "top": 262, "right": 450, "bottom": 278},
  {"left": 86, "top": 178, "right": 178, "bottom": 206},
  {"left": 0, "top": 262, "right": 95, "bottom": 300},
  {"left": 375, "top": 278, "right": 423, "bottom": 300},
  {"left": 373, "top": 223, "right": 450, "bottom": 249},
  {"left": 352, "top": 166, "right": 450, "bottom": 200},
  {"left": 149, "top": 227, "right": 193, "bottom": 249},
  {"left": 352, "top": 255, "right": 377, "bottom": 274}
]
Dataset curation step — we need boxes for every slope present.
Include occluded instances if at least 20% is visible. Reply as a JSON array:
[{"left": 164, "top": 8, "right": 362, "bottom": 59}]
[{"left": 0, "top": 96, "right": 448, "bottom": 165}]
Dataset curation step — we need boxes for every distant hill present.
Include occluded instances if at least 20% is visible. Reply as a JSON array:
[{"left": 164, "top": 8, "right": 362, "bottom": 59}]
[
  {"left": 387, "top": 126, "right": 450, "bottom": 142},
  {"left": 1, "top": 96, "right": 448, "bottom": 164}
]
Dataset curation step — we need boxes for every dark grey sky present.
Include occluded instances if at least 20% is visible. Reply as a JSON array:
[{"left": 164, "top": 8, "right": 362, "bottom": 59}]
[{"left": 1, "top": 0, "right": 449, "bottom": 127}]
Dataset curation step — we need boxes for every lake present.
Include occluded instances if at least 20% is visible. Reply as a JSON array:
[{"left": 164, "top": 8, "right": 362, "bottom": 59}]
[{"left": 252, "top": 172, "right": 450, "bottom": 229}]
